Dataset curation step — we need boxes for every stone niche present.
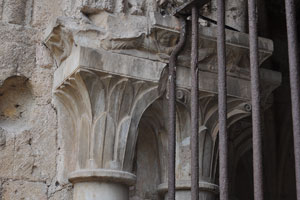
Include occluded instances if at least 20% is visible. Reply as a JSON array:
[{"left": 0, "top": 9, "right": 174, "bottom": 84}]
[
  {"left": 45, "top": 4, "right": 281, "bottom": 200},
  {"left": 0, "top": 76, "right": 33, "bottom": 132}
]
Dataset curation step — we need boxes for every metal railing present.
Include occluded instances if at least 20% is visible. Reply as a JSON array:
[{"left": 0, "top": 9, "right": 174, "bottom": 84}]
[
  {"left": 167, "top": 0, "right": 300, "bottom": 199},
  {"left": 285, "top": 0, "right": 300, "bottom": 199}
]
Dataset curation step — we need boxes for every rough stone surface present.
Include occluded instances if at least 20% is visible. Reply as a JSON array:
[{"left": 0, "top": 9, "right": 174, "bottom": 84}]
[
  {"left": 0, "top": 0, "right": 73, "bottom": 198},
  {"left": 2, "top": 180, "right": 47, "bottom": 200}
]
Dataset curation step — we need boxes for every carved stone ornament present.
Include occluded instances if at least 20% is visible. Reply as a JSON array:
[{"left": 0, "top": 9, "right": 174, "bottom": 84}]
[
  {"left": 45, "top": 7, "right": 282, "bottom": 200},
  {"left": 80, "top": 0, "right": 115, "bottom": 13},
  {"left": 55, "top": 69, "right": 160, "bottom": 172},
  {"left": 45, "top": 11, "right": 275, "bottom": 81}
]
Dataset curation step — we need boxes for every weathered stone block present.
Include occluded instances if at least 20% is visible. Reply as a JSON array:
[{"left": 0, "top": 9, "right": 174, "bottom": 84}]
[
  {"left": 0, "top": 129, "right": 14, "bottom": 179},
  {"left": 32, "top": 0, "right": 64, "bottom": 29},
  {"left": 13, "top": 130, "right": 35, "bottom": 180},
  {"left": 36, "top": 44, "right": 53, "bottom": 69},
  {"left": 0, "top": 24, "right": 36, "bottom": 84},
  {"left": 2, "top": 0, "right": 28, "bottom": 25},
  {"left": 49, "top": 187, "right": 73, "bottom": 200},
  {"left": 2, "top": 180, "right": 47, "bottom": 200},
  {"left": 27, "top": 104, "right": 57, "bottom": 182},
  {"left": 0, "top": 0, "right": 3, "bottom": 21},
  {"left": 30, "top": 66, "right": 55, "bottom": 103}
]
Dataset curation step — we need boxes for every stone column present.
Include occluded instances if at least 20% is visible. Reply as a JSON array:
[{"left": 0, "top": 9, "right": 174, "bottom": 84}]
[
  {"left": 154, "top": 90, "right": 256, "bottom": 200},
  {"left": 53, "top": 59, "right": 161, "bottom": 200},
  {"left": 69, "top": 169, "right": 135, "bottom": 200},
  {"left": 158, "top": 180, "right": 219, "bottom": 200}
]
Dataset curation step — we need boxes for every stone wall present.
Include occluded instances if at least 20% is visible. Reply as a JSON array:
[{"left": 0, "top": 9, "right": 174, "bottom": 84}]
[{"left": 0, "top": 0, "right": 73, "bottom": 199}]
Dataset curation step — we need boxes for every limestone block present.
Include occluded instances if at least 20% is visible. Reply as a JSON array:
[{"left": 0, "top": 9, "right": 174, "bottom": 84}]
[
  {"left": 2, "top": 0, "right": 28, "bottom": 25},
  {"left": 32, "top": 0, "right": 53, "bottom": 28},
  {"left": 0, "top": 24, "right": 36, "bottom": 84},
  {"left": 2, "top": 180, "right": 47, "bottom": 200},
  {"left": 0, "top": 0, "right": 3, "bottom": 21},
  {"left": 32, "top": 0, "right": 66, "bottom": 29},
  {"left": 27, "top": 103, "right": 57, "bottom": 182},
  {"left": 0, "top": 128, "right": 14, "bottom": 178},
  {"left": 49, "top": 186, "right": 73, "bottom": 200},
  {"left": 36, "top": 44, "right": 53, "bottom": 69},
  {"left": 0, "top": 75, "right": 56, "bottom": 182},
  {"left": 13, "top": 130, "right": 35, "bottom": 180},
  {"left": 30, "top": 66, "right": 55, "bottom": 103}
]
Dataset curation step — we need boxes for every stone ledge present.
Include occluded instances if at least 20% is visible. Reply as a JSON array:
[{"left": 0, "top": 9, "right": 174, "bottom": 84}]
[
  {"left": 68, "top": 169, "right": 136, "bottom": 186},
  {"left": 53, "top": 46, "right": 281, "bottom": 100}
]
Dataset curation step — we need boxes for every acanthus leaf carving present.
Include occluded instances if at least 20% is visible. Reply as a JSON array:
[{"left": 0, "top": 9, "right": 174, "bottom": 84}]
[{"left": 55, "top": 69, "right": 160, "bottom": 173}]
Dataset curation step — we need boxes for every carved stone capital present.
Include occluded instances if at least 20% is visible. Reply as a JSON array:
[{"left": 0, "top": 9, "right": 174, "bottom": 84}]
[{"left": 55, "top": 69, "right": 159, "bottom": 173}]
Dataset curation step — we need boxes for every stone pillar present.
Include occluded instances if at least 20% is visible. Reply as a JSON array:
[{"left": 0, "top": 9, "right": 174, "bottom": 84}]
[
  {"left": 154, "top": 90, "right": 256, "bottom": 200},
  {"left": 158, "top": 180, "right": 219, "bottom": 200},
  {"left": 69, "top": 169, "right": 135, "bottom": 200},
  {"left": 51, "top": 47, "right": 162, "bottom": 200}
]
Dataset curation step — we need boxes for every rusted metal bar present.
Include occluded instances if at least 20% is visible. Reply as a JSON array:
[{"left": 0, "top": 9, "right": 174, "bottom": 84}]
[
  {"left": 217, "top": 0, "right": 229, "bottom": 199},
  {"left": 191, "top": 6, "right": 199, "bottom": 200},
  {"left": 168, "top": 17, "right": 187, "bottom": 200},
  {"left": 284, "top": 0, "right": 300, "bottom": 199},
  {"left": 248, "top": 0, "right": 264, "bottom": 199}
]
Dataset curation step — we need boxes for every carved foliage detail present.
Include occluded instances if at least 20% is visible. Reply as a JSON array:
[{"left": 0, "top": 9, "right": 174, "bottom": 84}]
[
  {"left": 55, "top": 70, "right": 158, "bottom": 171},
  {"left": 81, "top": 0, "right": 115, "bottom": 13},
  {"left": 101, "top": 29, "right": 179, "bottom": 60}
]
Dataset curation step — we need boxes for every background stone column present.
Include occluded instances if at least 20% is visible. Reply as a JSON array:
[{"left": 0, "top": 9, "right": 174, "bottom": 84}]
[{"left": 158, "top": 180, "right": 219, "bottom": 200}]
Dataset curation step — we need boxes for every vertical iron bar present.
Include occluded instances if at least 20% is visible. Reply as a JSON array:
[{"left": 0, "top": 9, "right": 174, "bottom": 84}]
[
  {"left": 248, "top": 0, "right": 264, "bottom": 199},
  {"left": 168, "top": 17, "right": 187, "bottom": 200},
  {"left": 217, "top": 0, "right": 229, "bottom": 199},
  {"left": 191, "top": 6, "right": 199, "bottom": 200},
  {"left": 284, "top": 0, "right": 300, "bottom": 199}
]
